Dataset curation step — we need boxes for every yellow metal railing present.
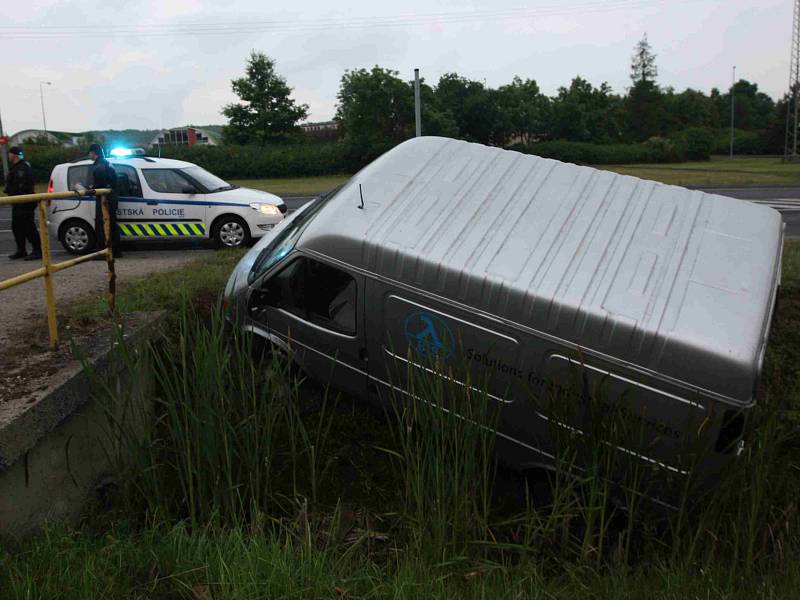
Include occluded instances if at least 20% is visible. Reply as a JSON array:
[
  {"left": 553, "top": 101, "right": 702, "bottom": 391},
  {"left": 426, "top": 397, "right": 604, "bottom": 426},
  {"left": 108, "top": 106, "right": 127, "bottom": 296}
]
[{"left": 0, "top": 189, "right": 116, "bottom": 349}]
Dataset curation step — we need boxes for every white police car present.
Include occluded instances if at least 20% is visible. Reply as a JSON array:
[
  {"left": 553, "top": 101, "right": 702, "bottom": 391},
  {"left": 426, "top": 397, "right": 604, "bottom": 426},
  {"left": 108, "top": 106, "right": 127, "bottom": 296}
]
[{"left": 48, "top": 149, "right": 286, "bottom": 254}]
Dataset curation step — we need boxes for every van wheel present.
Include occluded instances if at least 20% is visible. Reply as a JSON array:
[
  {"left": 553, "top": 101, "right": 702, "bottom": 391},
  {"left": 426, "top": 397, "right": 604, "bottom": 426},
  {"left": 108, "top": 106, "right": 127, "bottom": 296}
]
[
  {"left": 60, "top": 219, "right": 96, "bottom": 255},
  {"left": 213, "top": 215, "right": 251, "bottom": 249}
]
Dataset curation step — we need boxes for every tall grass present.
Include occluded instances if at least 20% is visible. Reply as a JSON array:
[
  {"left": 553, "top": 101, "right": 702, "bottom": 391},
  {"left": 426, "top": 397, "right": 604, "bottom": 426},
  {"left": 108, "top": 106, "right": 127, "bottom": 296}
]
[
  {"left": 61, "top": 295, "right": 800, "bottom": 596},
  {"left": 96, "top": 301, "right": 341, "bottom": 529},
  {"left": 382, "top": 355, "right": 500, "bottom": 563}
]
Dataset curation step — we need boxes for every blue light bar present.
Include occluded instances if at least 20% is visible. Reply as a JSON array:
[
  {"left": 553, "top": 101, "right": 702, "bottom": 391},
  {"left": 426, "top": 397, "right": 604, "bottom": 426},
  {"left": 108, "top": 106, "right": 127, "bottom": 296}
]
[{"left": 110, "top": 147, "right": 132, "bottom": 157}]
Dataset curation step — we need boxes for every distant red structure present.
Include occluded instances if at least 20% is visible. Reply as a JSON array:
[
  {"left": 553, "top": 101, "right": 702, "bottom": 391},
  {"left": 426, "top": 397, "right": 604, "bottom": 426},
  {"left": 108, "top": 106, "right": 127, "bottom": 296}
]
[{"left": 150, "top": 127, "right": 219, "bottom": 147}]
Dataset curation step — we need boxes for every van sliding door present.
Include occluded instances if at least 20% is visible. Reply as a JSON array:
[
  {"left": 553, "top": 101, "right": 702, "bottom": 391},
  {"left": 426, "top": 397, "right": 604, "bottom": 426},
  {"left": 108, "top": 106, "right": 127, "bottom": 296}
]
[{"left": 364, "top": 282, "right": 522, "bottom": 409}]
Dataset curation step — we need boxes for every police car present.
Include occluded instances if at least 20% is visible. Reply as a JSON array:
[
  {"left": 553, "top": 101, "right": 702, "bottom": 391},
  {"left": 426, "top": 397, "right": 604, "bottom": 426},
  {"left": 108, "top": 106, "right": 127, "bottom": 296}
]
[{"left": 48, "top": 148, "right": 286, "bottom": 254}]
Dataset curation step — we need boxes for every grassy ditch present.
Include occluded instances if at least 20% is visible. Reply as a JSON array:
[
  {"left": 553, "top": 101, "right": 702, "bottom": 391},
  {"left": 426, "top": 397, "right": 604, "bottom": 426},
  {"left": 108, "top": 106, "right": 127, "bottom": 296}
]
[
  {"left": 230, "top": 175, "right": 351, "bottom": 197},
  {"left": 64, "top": 248, "right": 247, "bottom": 327},
  {"left": 3, "top": 241, "right": 799, "bottom": 598}
]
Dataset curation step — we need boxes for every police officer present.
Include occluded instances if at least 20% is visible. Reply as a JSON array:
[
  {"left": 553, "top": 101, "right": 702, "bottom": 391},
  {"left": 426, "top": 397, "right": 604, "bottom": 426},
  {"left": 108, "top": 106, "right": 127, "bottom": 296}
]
[
  {"left": 88, "top": 143, "right": 122, "bottom": 258},
  {"left": 5, "top": 146, "right": 41, "bottom": 261}
]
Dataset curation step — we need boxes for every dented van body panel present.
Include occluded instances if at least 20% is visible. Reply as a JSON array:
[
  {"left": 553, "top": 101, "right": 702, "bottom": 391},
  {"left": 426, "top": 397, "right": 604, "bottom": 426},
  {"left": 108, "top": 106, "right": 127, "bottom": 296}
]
[{"left": 226, "top": 137, "right": 784, "bottom": 478}]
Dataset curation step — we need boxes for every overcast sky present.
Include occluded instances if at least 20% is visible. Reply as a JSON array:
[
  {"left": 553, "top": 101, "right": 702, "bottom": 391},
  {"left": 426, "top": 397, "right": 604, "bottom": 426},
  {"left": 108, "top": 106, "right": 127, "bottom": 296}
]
[{"left": 0, "top": 0, "right": 790, "bottom": 134}]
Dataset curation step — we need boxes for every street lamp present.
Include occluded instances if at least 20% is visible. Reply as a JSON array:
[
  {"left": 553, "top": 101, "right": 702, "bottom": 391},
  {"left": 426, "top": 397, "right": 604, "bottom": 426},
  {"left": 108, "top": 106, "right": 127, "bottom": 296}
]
[
  {"left": 729, "top": 66, "right": 736, "bottom": 159},
  {"left": 39, "top": 81, "right": 52, "bottom": 133}
]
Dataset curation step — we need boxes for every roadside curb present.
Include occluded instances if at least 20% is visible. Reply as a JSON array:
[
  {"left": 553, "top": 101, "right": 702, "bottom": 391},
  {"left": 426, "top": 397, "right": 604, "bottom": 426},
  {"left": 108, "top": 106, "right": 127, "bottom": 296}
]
[{"left": 0, "top": 311, "right": 165, "bottom": 539}]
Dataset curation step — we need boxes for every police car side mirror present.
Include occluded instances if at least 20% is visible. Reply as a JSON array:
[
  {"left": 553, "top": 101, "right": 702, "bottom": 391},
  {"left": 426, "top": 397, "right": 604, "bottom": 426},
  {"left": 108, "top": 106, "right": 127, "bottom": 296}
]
[{"left": 182, "top": 185, "right": 198, "bottom": 194}]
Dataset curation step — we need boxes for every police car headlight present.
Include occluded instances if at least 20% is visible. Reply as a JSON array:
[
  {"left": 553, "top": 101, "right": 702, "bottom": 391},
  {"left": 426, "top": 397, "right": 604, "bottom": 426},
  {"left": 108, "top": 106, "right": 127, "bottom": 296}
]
[{"left": 249, "top": 203, "right": 281, "bottom": 216}]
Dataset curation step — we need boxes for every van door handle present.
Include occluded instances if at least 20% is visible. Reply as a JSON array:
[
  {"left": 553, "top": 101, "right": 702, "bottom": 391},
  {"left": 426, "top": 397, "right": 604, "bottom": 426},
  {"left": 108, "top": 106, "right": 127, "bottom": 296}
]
[
  {"left": 359, "top": 348, "right": 369, "bottom": 361},
  {"left": 146, "top": 201, "right": 158, "bottom": 206}
]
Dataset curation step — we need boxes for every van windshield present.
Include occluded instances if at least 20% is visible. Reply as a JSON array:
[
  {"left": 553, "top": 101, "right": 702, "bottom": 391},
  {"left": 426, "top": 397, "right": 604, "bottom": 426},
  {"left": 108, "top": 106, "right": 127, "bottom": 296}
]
[{"left": 248, "top": 186, "right": 342, "bottom": 284}]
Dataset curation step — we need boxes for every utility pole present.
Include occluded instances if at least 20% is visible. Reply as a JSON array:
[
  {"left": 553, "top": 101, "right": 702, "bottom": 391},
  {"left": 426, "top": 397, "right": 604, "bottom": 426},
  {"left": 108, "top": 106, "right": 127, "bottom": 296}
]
[
  {"left": 729, "top": 66, "right": 736, "bottom": 159},
  {"left": 785, "top": 0, "right": 800, "bottom": 161},
  {"left": 0, "top": 104, "right": 8, "bottom": 180},
  {"left": 40, "top": 81, "right": 52, "bottom": 133},
  {"left": 414, "top": 68, "right": 422, "bottom": 137}
]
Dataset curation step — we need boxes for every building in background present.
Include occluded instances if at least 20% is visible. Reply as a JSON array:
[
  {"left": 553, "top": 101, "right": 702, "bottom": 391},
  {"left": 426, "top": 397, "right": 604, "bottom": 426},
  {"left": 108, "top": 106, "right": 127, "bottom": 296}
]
[
  {"left": 149, "top": 126, "right": 220, "bottom": 148},
  {"left": 9, "top": 129, "right": 88, "bottom": 147},
  {"left": 299, "top": 120, "right": 339, "bottom": 140}
]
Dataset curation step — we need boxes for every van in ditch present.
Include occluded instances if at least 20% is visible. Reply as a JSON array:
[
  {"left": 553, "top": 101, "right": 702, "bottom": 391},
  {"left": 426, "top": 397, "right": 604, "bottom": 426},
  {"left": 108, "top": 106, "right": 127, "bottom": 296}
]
[{"left": 225, "top": 136, "right": 784, "bottom": 483}]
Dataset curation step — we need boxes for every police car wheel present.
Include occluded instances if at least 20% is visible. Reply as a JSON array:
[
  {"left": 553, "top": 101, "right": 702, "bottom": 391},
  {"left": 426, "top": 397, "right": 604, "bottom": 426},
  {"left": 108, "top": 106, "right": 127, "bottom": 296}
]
[
  {"left": 213, "top": 216, "right": 251, "bottom": 249},
  {"left": 60, "top": 219, "right": 96, "bottom": 255}
]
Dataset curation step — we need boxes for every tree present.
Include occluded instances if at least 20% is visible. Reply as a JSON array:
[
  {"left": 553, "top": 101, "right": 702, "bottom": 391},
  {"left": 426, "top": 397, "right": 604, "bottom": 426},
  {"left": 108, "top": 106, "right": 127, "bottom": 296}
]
[
  {"left": 725, "top": 80, "right": 776, "bottom": 131},
  {"left": 548, "top": 77, "right": 623, "bottom": 143},
  {"left": 630, "top": 33, "right": 658, "bottom": 85},
  {"left": 434, "top": 73, "right": 500, "bottom": 144},
  {"left": 495, "top": 77, "right": 550, "bottom": 145},
  {"left": 660, "top": 88, "right": 713, "bottom": 134},
  {"left": 417, "top": 80, "right": 460, "bottom": 138},
  {"left": 335, "top": 66, "right": 414, "bottom": 160},
  {"left": 626, "top": 34, "right": 662, "bottom": 141},
  {"left": 763, "top": 89, "right": 795, "bottom": 154},
  {"left": 222, "top": 52, "right": 309, "bottom": 146}
]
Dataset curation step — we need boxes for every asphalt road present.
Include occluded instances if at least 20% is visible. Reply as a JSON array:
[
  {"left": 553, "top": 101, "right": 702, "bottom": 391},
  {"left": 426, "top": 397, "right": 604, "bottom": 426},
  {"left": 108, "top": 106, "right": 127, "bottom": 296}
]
[
  {"left": 0, "top": 189, "right": 798, "bottom": 259},
  {"left": 691, "top": 186, "right": 800, "bottom": 241}
]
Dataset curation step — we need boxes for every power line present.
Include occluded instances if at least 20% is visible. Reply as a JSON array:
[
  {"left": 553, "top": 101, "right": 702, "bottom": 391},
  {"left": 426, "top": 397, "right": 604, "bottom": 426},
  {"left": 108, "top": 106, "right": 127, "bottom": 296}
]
[{"left": 0, "top": 0, "right": 716, "bottom": 39}]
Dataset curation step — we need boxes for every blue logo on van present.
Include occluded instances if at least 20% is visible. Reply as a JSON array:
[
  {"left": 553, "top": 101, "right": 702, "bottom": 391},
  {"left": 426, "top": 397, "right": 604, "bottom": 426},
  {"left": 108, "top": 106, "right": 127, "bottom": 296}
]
[{"left": 404, "top": 311, "right": 455, "bottom": 360}]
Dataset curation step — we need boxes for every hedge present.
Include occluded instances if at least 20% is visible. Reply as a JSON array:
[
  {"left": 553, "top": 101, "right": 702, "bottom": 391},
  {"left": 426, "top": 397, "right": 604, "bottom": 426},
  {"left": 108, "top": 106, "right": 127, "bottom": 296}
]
[
  {"left": 11, "top": 142, "right": 363, "bottom": 184},
  {"left": 154, "top": 142, "right": 361, "bottom": 179},
  {"left": 710, "top": 129, "right": 773, "bottom": 155},
  {"left": 508, "top": 133, "right": 713, "bottom": 165},
  {"left": 13, "top": 133, "right": 721, "bottom": 186}
]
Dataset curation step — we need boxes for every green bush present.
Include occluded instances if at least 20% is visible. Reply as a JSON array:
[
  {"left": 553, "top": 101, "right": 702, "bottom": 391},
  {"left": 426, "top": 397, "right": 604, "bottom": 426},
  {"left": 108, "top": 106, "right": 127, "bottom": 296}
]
[
  {"left": 509, "top": 139, "right": 687, "bottom": 164},
  {"left": 13, "top": 141, "right": 368, "bottom": 184},
  {"left": 509, "top": 133, "right": 721, "bottom": 164},
  {"left": 711, "top": 128, "right": 771, "bottom": 155},
  {"left": 155, "top": 142, "right": 361, "bottom": 179},
  {"left": 673, "top": 127, "right": 714, "bottom": 160}
]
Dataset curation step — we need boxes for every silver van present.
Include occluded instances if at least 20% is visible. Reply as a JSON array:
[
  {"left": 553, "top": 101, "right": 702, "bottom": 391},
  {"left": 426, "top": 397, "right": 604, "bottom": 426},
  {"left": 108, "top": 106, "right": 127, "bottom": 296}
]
[{"left": 225, "top": 137, "right": 784, "bottom": 481}]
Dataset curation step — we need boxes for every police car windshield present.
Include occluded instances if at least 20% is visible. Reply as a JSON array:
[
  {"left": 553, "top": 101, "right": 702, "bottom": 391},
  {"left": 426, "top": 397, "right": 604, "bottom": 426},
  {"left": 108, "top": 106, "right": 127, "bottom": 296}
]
[{"left": 182, "top": 166, "right": 234, "bottom": 192}]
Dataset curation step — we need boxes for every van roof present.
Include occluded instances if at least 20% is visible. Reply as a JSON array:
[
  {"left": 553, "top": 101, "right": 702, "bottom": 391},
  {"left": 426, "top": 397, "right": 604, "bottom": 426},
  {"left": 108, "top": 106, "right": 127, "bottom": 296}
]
[{"left": 299, "top": 137, "right": 783, "bottom": 405}]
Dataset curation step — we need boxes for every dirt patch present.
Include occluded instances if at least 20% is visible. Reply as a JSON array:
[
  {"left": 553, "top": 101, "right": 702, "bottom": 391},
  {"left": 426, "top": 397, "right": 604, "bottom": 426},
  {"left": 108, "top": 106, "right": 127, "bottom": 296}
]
[
  {"left": 0, "top": 312, "right": 156, "bottom": 413},
  {"left": 0, "top": 250, "right": 211, "bottom": 352}
]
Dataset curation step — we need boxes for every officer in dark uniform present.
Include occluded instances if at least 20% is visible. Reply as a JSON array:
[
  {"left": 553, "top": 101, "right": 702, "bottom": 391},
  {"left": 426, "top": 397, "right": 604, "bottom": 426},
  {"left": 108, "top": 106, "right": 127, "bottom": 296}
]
[
  {"left": 88, "top": 143, "right": 122, "bottom": 258},
  {"left": 5, "top": 146, "right": 41, "bottom": 260}
]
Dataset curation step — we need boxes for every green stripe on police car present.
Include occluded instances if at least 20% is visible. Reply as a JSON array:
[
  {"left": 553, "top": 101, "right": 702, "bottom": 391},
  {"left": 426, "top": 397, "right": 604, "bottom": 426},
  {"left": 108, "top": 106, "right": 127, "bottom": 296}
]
[{"left": 119, "top": 223, "right": 206, "bottom": 237}]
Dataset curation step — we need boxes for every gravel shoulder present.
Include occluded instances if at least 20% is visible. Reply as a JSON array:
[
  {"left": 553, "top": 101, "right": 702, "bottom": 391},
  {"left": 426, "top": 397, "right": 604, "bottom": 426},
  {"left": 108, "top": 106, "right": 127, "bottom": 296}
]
[{"left": 0, "top": 250, "right": 212, "bottom": 352}]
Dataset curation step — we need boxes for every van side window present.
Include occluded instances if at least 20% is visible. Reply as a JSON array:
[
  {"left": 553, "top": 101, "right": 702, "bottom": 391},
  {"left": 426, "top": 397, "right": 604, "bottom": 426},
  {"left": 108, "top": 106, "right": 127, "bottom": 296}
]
[{"left": 261, "top": 257, "right": 357, "bottom": 335}]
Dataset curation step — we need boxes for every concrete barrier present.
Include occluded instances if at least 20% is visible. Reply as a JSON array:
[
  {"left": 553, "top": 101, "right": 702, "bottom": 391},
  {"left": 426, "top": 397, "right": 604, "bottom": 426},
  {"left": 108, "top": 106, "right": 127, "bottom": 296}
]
[{"left": 0, "top": 312, "right": 164, "bottom": 540}]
